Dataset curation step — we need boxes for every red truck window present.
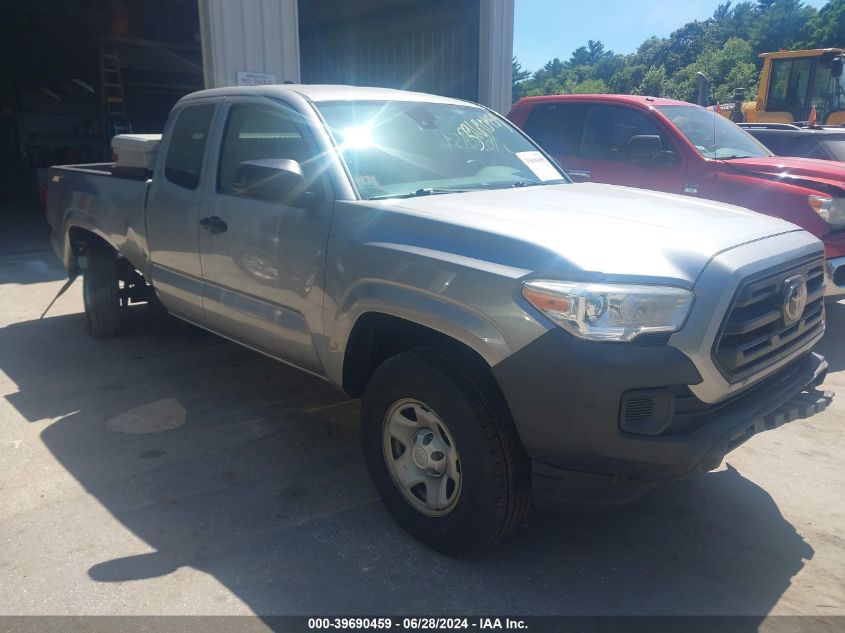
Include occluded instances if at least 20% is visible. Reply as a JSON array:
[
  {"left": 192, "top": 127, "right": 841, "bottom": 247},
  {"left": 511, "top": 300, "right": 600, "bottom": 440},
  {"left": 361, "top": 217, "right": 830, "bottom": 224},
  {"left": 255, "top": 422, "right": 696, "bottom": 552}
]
[
  {"left": 523, "top": 102, "right": 673, "bottom": 163},
  {"left": 522, "top": 102, "right": 587, "bottom": 157},
  {"left": 581, "top": 105, "right": 668, "bottom": 161}
]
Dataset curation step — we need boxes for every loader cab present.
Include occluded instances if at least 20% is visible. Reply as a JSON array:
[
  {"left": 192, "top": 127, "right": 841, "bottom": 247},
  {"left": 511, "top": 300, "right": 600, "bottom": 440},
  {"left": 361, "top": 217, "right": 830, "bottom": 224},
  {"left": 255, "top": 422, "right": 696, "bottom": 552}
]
[{"left": 759, "top": 49, "right": 845, "bottom": 125}]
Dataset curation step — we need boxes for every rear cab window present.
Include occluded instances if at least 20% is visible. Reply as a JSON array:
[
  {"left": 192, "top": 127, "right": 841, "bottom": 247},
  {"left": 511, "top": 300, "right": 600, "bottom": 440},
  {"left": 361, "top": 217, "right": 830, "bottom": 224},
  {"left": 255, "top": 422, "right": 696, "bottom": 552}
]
[
  {"left": 522, "top": 102, "right": 587, "bottom": 157},
  {"left": 164, "top": 104, "right": 215, "bottom": 190}
]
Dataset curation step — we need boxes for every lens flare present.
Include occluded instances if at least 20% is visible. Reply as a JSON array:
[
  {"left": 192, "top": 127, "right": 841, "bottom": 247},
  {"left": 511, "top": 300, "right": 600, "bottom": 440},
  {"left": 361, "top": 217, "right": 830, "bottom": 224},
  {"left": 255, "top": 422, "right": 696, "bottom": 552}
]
[{"left": 340, "top": 125, "right": 375, "bottom": 149}]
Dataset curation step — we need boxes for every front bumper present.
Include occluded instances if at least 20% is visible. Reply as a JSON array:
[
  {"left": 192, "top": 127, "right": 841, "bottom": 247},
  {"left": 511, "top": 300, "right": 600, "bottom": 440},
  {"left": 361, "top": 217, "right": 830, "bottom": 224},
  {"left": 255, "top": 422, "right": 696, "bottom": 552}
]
[
  {"left": 492, "top": 328, "right": 832, "bottom": 509},
  {"left": 825, "top": 256, "right": 845, "bottom": 299}
]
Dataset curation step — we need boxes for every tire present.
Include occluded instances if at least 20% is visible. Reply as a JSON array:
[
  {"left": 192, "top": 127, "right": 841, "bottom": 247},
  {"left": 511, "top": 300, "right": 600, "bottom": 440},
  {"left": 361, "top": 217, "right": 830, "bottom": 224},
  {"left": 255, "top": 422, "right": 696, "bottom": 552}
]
[
  {"left": 361, "top": 348, "right": 531, "bottom": 555},
  {"left": 82, "top": 249, "right": 122, "bottom": 338}
]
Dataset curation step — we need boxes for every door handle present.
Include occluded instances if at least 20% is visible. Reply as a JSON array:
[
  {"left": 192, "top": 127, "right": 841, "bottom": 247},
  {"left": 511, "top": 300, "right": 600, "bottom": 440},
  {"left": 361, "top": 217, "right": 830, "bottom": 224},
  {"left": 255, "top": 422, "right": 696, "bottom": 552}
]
[{"left": 199, "top": 215, "right": 228, "bottom": 234}]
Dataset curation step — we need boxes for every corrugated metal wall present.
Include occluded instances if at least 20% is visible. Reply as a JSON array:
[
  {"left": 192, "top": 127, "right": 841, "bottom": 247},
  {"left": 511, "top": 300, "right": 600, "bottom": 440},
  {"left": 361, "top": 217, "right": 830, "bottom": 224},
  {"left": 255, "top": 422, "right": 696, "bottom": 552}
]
[
  {"left": 199, "top": 0, "right": 301, "bottom": 87},
  {"left": 298, "top": 0, "right": 480, "bottom": 102}
]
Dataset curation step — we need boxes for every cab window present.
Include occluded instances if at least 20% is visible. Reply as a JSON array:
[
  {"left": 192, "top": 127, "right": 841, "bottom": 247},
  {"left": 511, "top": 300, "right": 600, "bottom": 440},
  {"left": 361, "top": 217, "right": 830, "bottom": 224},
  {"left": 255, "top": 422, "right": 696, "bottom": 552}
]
[
  {"left": 164, "top": 104, "right": 215, "bottom": 190},
  {"left": 522, "top": 102, "right": 587, "bottom": 157},
  {"left": 767, "top": 58, "right": 812, "bottom": 120},
  {"left": 580, "top": 105, "right": 671, "bottom": 161},
  {"left": 217, "top": 103, "right": 313, "bottom": 199}
]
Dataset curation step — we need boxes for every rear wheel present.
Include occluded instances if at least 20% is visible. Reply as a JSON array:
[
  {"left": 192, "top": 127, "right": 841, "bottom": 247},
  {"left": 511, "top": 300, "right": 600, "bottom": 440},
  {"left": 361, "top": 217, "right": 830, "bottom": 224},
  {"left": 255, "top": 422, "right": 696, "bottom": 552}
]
[
  {"left": 361, "top": 348, "right": 531, "bottom": 555},
  {"left": 82, "top": 249, "right": 122, "bottom": 338}
]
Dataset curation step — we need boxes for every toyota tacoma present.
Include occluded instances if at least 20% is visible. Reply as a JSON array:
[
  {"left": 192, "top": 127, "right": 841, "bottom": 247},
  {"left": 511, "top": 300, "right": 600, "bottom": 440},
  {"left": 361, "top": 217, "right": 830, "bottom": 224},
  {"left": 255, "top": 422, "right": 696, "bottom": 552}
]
[{"left": 46, "top": 85, "right": 832, "bottom": 554}]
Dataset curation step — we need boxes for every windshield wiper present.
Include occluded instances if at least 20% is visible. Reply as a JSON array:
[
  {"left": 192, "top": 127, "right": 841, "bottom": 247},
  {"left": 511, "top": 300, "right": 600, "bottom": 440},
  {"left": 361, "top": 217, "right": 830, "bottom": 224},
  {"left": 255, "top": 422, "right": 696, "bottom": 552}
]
[
  {"left": 506, "top": 179, "right": 567, "bottom": 188},
  {"left": 716, "top": 155, "right": 753, "bottom": 161},
  {"left": 367, "top": 180, "right": 566, "bottom": 200},
  {"left": 368, "top": 187, "right": 472, "bottom": 200},
  {"left": 479, "top": 179, "right": 560, "bottom": 190}
]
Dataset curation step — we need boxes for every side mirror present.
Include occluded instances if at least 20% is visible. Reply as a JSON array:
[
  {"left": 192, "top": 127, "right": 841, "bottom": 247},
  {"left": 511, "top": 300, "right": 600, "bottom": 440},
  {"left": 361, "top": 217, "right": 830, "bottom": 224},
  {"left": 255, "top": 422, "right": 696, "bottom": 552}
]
[
  {"left": 832, "top": 57, "right": 843, "bottom": 79},
  {"left": 235, "top": 158, "right": 318, "bottom": 207},
  {"left": 626, "top": 134, "right": 663, "bottom": 160}
]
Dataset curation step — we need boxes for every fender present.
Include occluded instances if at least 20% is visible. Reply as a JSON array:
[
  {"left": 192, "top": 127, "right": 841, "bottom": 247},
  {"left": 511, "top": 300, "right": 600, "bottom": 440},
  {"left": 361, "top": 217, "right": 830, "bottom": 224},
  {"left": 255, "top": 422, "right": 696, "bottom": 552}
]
[
  {"left": 722, "top": 163, "right": 845, "bottom": 199},
  {"left": 61, "top": 219, "right": 119, "bottom": 275},
  {"left": 324, "top": 279, "right": 543, "bottom": 387},
  {"left": 63, "top": 216, "right": 150, "bottom": 281}
]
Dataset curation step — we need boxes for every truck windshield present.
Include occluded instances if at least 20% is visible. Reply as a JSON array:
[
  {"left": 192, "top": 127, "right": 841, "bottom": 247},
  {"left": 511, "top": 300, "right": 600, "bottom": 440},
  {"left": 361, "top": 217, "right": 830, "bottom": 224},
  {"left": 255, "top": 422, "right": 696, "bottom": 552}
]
[
  {"left": 656, "top": 105, "right": 772, "bottom": 160},
  {"left": 315, "top": 100, "right": 568, "bottom": 200}
]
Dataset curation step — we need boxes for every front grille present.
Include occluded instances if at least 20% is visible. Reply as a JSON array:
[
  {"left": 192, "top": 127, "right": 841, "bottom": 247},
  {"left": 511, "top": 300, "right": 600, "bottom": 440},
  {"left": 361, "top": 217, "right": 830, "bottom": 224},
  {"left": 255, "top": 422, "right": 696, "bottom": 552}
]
[{"left": 712, "top": 256, "right": 825, "bottom": 383}]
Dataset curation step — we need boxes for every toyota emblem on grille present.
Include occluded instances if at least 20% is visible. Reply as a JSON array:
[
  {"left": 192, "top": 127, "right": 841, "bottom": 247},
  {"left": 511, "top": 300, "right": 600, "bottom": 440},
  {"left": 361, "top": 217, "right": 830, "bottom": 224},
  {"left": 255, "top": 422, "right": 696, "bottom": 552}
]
[{"left": 782, "top": 274, "right": 808, "bottom": 325}]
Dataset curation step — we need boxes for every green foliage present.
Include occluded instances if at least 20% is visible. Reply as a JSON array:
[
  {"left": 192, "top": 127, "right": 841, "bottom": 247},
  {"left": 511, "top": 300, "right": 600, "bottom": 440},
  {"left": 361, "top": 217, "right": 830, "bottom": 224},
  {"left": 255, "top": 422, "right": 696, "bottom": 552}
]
[
  {"left": 571, "top": 78, "right": 609, "bottom": 94},
  {"left": 802, "top": 0, "right": 845, "bottom": 47},
  {"left": 512, "top": 0, "right": 843, "bottom": 105},
  {"left": 512, "top": 57, "right": 531, "bottom": 103},
  {"left": 638, "top": 66, "right": 668, "bottom": 97}
]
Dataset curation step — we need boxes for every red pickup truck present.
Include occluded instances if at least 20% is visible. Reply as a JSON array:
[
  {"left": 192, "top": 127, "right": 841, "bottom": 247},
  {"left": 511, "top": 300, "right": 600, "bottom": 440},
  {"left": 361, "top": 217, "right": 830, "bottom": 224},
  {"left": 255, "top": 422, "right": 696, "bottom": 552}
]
[{"left": 508, "top": 94, "right": 845, "bottom": 297}]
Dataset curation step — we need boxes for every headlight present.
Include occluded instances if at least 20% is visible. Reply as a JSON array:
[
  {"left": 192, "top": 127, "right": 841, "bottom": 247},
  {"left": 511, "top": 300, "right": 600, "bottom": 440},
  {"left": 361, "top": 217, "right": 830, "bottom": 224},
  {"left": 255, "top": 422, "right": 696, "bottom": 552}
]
[
  {"left": 522, "top": 280, "right": 694, "bottom": 342},
  {"left": 808, "top": 195, "right": 845, "bottom": 225}
]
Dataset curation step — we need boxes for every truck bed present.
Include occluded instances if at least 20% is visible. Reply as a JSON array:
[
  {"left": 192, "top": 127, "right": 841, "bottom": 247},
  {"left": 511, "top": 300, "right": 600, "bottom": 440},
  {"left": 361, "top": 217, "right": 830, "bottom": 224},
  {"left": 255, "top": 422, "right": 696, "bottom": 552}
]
[{"left": 46, "top": 163, "right": 152, "bottom": 276}]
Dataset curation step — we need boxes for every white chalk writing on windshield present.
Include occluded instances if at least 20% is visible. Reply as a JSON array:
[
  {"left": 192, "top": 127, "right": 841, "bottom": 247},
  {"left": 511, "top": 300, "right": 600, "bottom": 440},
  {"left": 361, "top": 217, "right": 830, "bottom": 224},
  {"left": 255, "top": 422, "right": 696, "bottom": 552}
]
[{"left": 442, "top": 113, "right": 506, "bottom": 152}]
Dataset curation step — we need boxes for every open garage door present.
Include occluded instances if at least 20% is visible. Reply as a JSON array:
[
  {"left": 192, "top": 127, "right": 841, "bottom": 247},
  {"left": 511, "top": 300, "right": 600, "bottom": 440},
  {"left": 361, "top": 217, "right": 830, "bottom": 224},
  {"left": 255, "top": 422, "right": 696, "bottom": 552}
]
[{"left": 298, "top": 0, "right": 480, "bottom": 103}]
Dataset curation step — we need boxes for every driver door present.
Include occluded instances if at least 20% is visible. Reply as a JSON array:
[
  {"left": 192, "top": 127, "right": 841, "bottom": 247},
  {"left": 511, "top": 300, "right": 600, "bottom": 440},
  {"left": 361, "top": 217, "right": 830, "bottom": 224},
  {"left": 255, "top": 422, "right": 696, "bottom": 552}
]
[
  {"left": 570, "top": 104, "right": 683, "bottom": 192},
  {"left": 199, "top": 99, "right": 333, "bottom": 373}
]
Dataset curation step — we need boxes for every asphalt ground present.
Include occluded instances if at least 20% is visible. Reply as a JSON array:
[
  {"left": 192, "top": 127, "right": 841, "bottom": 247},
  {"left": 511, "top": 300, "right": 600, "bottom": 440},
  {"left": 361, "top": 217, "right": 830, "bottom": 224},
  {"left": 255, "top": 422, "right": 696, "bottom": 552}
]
[{"left": 1, "top": 210, "right": 843, "bottom": 618}]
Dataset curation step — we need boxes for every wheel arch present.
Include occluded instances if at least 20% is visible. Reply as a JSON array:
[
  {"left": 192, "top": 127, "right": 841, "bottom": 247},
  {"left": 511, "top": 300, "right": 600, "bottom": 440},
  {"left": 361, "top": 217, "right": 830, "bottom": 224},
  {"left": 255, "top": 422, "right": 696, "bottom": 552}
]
[
  {"left": 65, "top": 225, "right": 118, "bottom": 276},
  {"left": 341, "top": 311, "right": 501, "bottom": 399}
]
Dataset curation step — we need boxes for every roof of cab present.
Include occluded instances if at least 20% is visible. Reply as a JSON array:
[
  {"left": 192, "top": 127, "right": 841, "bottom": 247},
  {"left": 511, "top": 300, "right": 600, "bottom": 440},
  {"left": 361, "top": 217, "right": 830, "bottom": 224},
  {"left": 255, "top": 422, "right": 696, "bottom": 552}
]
[
  {"left": 178, "top": 84, "right": 473, "bottom": 106},
  {"left": 513, "top": 94, "right": 690, "bottom": 109}
]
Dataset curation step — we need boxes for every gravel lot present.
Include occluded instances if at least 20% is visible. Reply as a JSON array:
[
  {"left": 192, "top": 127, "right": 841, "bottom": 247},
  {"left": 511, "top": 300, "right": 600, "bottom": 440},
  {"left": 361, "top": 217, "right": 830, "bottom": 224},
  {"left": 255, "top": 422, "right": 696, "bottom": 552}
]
[{"left": 1, "top": 211, "right": 843, "bottom": 617}]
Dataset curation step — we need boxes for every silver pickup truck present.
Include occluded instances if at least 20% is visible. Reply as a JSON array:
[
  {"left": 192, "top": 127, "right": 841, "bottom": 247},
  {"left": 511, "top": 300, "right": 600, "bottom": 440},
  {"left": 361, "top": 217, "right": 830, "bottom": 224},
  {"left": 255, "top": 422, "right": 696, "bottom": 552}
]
[{"left": 46, "top": 85, "right": 832, "bottom": 555}]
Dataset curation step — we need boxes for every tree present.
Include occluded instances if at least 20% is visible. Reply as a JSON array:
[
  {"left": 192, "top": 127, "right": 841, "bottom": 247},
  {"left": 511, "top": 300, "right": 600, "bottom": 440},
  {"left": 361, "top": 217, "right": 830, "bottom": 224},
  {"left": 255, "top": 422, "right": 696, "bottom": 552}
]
[
  {"left": 664, "top": 21, "right": 712, "bottom": 74},
  {"left": 590, "top": 54, "right": 626, "bottom": 84},
  {"left": 638, "top": 66, "right": 668, "bottom": 97},
  {"left": 571, "top": 78, "right": 609, "bottom": 94},
  {"left": 513, "top": 0, "right": 835, "bottom": 106},
  {"left": 751, "top": 0, "right": 815, "bottom": 54},
  {"left": 568, "top": 45, "right": 593, "bottom": 68},
  {"left": 631, "top": 37, "right": 670, "bottom": 70},
  {"left": 608, "top": 63, "right": 647, "bottom": 93},
  {"left": 803, "top": 0, "right": 845, "bottom": 48},
  {"left": 512, "top": 57, "right": 531, "bottom": 103},
  {"left": 665, "top": 37, "right": 758, "bottom": 102}
]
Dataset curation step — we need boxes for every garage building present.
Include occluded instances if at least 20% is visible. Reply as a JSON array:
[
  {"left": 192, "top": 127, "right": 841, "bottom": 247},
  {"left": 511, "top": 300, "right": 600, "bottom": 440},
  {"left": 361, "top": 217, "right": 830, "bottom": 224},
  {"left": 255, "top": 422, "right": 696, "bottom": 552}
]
[{"left": 0, "top": 0, "right": 514, "bottom": 204}]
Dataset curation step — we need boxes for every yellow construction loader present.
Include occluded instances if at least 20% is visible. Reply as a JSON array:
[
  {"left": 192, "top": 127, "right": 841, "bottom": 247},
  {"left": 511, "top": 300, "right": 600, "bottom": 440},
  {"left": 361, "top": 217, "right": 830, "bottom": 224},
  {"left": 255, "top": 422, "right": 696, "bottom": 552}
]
[{"left": 708, "top": 48, "right": 845, "bottom": 126}]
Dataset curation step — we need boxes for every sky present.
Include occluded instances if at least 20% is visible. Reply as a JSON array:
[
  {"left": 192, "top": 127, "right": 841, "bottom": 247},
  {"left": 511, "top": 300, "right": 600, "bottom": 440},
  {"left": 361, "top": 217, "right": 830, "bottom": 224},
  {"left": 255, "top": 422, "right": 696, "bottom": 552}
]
[{"left": 513, "top": 0, "right": 830, "bottom": 72}]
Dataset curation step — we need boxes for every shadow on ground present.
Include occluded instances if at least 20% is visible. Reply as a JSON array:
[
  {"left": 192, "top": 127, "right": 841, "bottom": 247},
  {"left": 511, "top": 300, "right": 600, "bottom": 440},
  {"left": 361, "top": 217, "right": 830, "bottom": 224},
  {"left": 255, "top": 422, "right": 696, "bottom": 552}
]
[
  {"left": 817, "top": 301, "right": 845, "bottom": 373},
  {"left": 0, "top": 301, "right": 820, "bottom": 619},
  {"left": 0, "top": 205, "right": 54, "bottom": 260}
]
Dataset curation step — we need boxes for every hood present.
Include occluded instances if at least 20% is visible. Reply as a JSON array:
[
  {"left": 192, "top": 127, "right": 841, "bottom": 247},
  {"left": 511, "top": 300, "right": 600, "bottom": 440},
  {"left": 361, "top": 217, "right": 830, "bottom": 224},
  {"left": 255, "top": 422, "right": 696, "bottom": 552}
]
[
  {"left": 726, "top": 156, "right": 845, "bottom": 193},
  {"left": 380, "top": 183, "right": 805, "bottom": 286}
]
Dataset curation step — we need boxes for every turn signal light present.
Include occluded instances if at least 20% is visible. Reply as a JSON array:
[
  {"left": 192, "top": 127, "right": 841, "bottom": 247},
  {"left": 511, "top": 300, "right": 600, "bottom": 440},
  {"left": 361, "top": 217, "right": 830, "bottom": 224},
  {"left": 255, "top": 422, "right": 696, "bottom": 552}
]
[{"left": 522, "top": 286, "right": 575, "bottom": 317}]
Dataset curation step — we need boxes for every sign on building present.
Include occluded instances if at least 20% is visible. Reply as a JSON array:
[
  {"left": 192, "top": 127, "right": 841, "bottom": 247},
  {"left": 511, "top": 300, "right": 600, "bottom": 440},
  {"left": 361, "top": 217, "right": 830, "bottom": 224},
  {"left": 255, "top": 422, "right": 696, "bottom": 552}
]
[{"left": 236, "top": 71, "right": 277, "bottom": 86}]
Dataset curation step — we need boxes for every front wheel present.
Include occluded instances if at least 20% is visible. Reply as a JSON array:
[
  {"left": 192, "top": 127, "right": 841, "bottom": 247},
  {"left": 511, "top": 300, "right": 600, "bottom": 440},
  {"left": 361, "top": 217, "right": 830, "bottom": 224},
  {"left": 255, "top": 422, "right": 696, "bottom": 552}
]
[
  {"left": 82, "top": 249, "right": 122, "bottom": 338},
  {"left": 361, "top": 348, "right": 531, "bottom": 555}
]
